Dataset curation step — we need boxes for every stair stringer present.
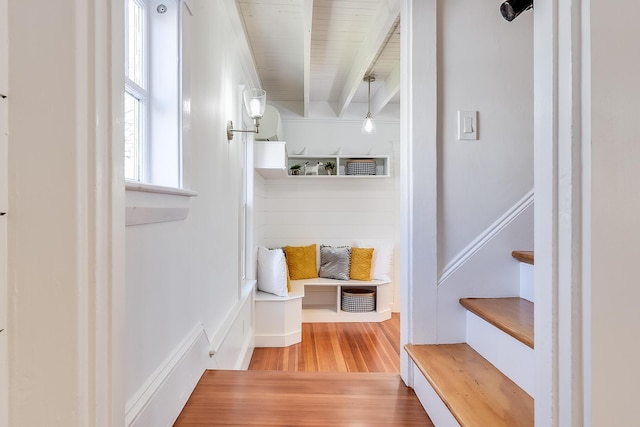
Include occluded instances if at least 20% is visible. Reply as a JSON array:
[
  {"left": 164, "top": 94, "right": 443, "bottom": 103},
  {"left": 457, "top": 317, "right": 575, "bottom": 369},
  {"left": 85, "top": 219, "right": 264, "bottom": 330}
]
[{"left": 436, "top": 199, "right": 534, "bottom": 343}]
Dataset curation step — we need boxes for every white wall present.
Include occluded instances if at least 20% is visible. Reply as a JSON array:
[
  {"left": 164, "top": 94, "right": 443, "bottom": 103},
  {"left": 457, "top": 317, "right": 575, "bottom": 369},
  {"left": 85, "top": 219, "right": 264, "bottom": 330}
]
[
  {"left": 124, "top": 0, "right": 258, "bottom": 423},
  {"left": 255, "top": 102, "right": 402, "bottom": 311},
  {"left": 400, "top": 0, "right": 534, "bottom": 375},
  {"left": 590, "top": 3, "right": 640, "bottom": 424},
  {"left": 438, "top": 1, "right": 533, "bottom": 272},
  {"left": 0, "top": 0, "right": 7, "bottom": 423},
  {"left": 7, "top": 0, "right": 123, "bottom": 424}
]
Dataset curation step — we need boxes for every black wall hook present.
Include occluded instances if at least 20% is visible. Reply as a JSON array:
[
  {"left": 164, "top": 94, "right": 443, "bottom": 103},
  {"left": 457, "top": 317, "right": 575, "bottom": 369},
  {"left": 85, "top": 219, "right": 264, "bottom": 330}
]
[{"left": 0, "top": 94, "right": 6, "bottom": 99}]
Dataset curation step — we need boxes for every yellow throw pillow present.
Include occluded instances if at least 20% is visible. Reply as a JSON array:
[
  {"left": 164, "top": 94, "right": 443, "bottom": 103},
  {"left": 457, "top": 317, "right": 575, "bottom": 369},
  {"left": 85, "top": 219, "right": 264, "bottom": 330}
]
[
  {"left": 285, "top": 261, "right": 291, "bottom": 292},
  {"left": 350, "top": 247, "right": 374, "bottom": 281},
  {"left": 284, "top": 244, "right": 319, "bottom": 280}
]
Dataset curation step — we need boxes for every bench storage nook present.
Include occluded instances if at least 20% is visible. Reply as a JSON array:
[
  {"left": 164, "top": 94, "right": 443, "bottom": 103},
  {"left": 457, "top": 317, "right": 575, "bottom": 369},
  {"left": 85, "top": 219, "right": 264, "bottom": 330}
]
[
  {"left": 254, "top": 243, "right": 393, "bottom": 347},
  {"left": 254, "top": 277, "right": 391, "bottom": 347}
]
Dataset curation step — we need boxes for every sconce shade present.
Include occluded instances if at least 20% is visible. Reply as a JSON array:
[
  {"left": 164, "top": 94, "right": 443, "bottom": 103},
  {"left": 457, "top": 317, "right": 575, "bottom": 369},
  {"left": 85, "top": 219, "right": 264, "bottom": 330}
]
[
  {"left": 228, "top": 88, "right": 267, "bottom": 140},
  {"left": 243, "top": 88, "right": 266, "bottom": 119},
  {"left": 362, "top": 76, "right": 376, "bottom": 135},
  {"left": 500, "top": 0, "right": 533, "bottom": 22}
]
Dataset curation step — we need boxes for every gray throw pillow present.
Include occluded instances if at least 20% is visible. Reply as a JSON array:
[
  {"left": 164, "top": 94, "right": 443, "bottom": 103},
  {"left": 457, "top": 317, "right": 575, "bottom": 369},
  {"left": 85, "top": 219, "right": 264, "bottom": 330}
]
[{"left": 319, "top": 245, "right": 351, "bottom": 280}]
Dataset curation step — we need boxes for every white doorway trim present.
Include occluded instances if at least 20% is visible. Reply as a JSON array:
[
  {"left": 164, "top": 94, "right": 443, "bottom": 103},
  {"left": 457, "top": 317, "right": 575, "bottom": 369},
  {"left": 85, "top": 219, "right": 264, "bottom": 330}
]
[
  {"left": 533, "top": 0, "right": 590, "bottom": 425},
  {"left": 399, "top": 0, "right": 439, "bottom": 385}
]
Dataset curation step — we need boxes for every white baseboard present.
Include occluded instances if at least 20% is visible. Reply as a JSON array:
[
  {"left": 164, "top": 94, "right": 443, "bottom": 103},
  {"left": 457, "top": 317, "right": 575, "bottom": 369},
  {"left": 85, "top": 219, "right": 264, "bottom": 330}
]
[
  {"left": 126, "top": 282, "right": 257, "bottom": 426},
  {"left": 125, "top": 324, "right": 209, "bottom": 427},
  {"left": 236, "top": 328, "right": 255, "bottom": 370},
  {"left": 207, "top": 282, "right": 256, "bottom": 370},
  {"left": 255, "top": 330, "right": 301, "bottom": 348}
]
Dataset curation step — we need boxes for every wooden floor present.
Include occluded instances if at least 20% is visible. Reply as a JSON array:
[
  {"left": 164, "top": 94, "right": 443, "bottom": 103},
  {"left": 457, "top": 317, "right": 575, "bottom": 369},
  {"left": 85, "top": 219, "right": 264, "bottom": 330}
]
[
  {"left": 175, "top": 314, "right": 434, "bottom": 426},
  {"left": 174, "top": 370, "right": 433, "bottom": 426},
  {"left": 249, "top": 313, "right": 401, "bottom": 373}
]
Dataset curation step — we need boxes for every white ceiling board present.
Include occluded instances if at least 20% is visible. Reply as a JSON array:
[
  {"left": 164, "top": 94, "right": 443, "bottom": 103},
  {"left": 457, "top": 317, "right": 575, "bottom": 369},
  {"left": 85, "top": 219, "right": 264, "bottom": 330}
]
[
  {"left": 336, "top": 0, "right": 400, "bottom": 117},
  {"left": 238, "top": 0, "right": 401, "bottom": 116},
  {"left": 303, "top": 0, "right": 313, "bottom": 116}
]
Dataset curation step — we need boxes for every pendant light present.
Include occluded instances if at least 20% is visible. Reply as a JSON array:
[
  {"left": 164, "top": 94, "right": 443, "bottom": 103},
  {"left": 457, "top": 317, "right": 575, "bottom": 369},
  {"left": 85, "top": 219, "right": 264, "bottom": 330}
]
[{"left": 362, "top": 76, "right": 376, "bottom": 135}]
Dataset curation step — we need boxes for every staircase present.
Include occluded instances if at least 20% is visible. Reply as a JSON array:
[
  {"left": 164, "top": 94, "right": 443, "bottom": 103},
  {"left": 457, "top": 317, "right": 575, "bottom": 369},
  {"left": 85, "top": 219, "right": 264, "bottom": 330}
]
[{"left": 406, "top": 251, "right": 534, "bottom": 427}]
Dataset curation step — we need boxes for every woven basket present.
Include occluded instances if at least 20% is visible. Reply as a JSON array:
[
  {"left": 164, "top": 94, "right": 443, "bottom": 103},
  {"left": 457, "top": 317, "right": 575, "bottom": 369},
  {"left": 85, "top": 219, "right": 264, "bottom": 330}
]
[
  {"left": 346, "top": 159, "right": 376, "bottom": 175},
  {"left": 341, "top": 289, "right": 375, "bottom": 312}
]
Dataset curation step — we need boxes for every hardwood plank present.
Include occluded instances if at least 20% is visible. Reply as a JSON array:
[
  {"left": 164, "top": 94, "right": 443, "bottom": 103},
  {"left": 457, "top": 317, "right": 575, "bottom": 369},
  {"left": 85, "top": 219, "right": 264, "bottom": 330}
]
[
  {"left": 512, "top": 250, "right": 534, "bottom": 265},
  {"left": 405, "top": 344, "right": 533, "bottom": 427},
  {"left": 174, "top": 370, "right": 433, "bottom": 426},
  {"left": 249, "top": 313, "right": 400, "bottom": 373},
  {"left": 459, "top": 297, "right": 534, "bottom": 348}
]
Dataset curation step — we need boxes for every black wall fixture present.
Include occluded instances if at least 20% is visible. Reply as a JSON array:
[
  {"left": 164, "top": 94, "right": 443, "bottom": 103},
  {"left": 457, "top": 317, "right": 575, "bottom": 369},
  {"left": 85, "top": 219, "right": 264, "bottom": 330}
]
[{"left": 500, "top": 0, "right": 533, "bottom": 22}]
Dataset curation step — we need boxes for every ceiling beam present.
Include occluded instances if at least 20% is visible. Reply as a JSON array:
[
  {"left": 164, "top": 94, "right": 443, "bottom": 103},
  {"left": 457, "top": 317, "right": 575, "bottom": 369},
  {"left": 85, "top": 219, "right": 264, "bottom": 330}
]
[
  {"left": 371, "top": 63, "right": 400, "bottom": 115},
  {"left": 336, "top": 0, "right": 400, "bottom": 118},
  {"left": 303, "top": 0, "right": 313, "bottom": 117}
]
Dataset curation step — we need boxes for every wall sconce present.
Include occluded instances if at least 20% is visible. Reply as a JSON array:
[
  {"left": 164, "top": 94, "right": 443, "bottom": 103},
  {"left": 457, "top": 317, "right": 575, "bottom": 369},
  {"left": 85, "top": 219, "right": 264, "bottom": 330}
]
[
  {"left": 227, "top": 88, "right": 267, "bottom": 140},
  {"left": 500, "top": 0, "right": 533, "bottom": 22}
]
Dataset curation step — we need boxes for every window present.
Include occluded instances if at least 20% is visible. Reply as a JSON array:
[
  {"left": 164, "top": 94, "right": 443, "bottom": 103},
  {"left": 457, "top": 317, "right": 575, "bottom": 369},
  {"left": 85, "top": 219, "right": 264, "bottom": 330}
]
[{"left": 124, "top": 0, "right": 182, "bottom": 188}]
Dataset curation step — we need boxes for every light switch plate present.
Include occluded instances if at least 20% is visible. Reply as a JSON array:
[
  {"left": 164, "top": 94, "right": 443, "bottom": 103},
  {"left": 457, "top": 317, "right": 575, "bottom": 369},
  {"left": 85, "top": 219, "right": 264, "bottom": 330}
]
[{"left": 458, "top": 110, "right": 478, "bottom": 140}]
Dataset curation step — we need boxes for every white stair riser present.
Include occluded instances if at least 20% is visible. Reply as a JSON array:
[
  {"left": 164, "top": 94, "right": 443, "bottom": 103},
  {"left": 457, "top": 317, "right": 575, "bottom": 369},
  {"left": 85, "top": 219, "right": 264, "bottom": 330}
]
[
  {"left": 411, "top": 362, "right": 461, "bottom": 427},
  {"left": 466, "top": 312, "right": 535, "bottom": 397},
  {"left": 520, "top": 263, "right": 534, "bottom": 302}
]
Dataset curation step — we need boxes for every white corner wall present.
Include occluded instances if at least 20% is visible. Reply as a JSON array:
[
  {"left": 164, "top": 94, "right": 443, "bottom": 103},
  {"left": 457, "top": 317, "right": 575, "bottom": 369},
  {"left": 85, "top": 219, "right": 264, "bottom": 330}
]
[
  {"left": 125, "top": 0, "right": 258, "bottom": 425},
  {"left": 438, "top": 1, "right": 533, "bottom": 273},
  {"left": 590, "top": 3, "right": 640, "bottom": 424},
  {"left": 7, "top": 0, "right": 124, "bottom": 424}
]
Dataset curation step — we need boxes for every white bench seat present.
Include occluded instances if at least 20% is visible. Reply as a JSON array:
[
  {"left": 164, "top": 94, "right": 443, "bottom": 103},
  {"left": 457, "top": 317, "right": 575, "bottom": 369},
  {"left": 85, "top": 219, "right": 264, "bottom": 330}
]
[{"left": 254, "top": 277, "right": 391, "bottom": 347}]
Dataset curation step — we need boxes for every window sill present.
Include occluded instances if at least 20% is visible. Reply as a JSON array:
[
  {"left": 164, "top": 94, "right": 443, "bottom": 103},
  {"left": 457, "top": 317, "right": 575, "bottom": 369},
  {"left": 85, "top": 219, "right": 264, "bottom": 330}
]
[{"left": 125, "top": 181, "right": 198, "bottom": 226}]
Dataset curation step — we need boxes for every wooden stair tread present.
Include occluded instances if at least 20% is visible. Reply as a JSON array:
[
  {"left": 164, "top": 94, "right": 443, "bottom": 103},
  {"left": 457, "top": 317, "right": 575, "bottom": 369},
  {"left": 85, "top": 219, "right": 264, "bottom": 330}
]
[
  {"left": 460, "top": 297, "right": 534, "bottom": 348},
  {"left": 512, "top": 250, "right": 534, "bottom": 264},
  {"left": 405, "top": 343, "right": 533, "bottom": 427}
]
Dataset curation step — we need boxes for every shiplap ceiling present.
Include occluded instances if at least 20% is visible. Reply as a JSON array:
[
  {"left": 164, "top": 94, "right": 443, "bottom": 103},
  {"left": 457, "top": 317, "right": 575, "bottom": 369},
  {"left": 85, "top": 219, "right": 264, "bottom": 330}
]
[{"left": 238, "top": 0, "right": 400, "bottom": 117}]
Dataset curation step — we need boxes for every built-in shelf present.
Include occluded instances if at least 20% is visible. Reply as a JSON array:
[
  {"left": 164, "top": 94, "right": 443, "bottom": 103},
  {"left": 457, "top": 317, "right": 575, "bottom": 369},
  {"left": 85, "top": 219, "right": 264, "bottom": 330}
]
[
  {"left": 254, "top": 141, "right": 391, "bottom": 179},
  {"left": 288, "top": 155, "right": 390, "bottom": 178}
]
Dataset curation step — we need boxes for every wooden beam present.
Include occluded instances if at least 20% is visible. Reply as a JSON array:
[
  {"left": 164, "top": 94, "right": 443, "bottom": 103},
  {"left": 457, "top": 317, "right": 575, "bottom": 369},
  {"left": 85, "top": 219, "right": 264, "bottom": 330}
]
[
  {"left": 303, "top": 0, "right": 313, "bottom": 117},
  {"left": 371, "top": 63, "right": 399, "bottom": 115},
  {"left": 336, "top": 0, "right": 400, "bottom": 118}
]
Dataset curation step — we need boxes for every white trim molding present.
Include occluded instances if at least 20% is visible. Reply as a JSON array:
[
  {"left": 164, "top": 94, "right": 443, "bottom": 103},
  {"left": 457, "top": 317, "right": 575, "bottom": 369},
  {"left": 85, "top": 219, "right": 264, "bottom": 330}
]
[
  {"left": 124, "top": 281, "right": 256, "bottom": 426},
  {"left": 125, "top": 324, "right": 210, "bottom": 427},
  {"left": 439, "top": 190, "right": 534, "bottom": 286}
]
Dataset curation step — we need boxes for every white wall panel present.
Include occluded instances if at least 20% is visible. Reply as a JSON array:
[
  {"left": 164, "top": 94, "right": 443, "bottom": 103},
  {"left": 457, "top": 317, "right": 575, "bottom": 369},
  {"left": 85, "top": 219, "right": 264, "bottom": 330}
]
[
  {"left": 590, "top": 3, "right": 640, "bottom": 424},
  {"left": 124, "top": 0, "right": 260, "bottom": 418},
  {"left": 438, "top": 1, "right": 534, "bottom": 272}
]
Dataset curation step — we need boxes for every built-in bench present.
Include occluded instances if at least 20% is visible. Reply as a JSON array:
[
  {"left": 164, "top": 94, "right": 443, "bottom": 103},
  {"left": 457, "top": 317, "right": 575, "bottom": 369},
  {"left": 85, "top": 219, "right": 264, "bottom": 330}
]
[{"left": 254, "top": 277, "right": 391, "bottom": 347}]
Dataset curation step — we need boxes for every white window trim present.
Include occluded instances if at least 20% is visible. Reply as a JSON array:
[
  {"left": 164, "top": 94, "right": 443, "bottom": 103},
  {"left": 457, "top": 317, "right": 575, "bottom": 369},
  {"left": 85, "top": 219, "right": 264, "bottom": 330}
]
[{"left": 125, "top": 0, "right": 183, "bottom": 188}]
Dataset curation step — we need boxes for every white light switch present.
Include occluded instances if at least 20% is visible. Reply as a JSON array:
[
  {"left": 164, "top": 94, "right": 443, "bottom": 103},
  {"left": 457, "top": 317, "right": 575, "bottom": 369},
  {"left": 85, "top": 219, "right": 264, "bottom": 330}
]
[{"left": 458, "top": 110, "right": 478, "bottom": 140}]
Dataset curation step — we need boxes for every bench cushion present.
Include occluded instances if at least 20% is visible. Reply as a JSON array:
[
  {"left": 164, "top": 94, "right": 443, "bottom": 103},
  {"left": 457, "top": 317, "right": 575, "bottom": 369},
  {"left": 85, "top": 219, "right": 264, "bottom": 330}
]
[
  {"left": 257, "top": 247, "right": 289, "bottom": 297},
  {"left": 284, "top": 244, "right": 319, "bottom": 280},
  {"left": 319, "top": 245, "right": 351, "bottom": 280},
  {"left": 350, "top": 247, "right": 374, "bottom": 281}
]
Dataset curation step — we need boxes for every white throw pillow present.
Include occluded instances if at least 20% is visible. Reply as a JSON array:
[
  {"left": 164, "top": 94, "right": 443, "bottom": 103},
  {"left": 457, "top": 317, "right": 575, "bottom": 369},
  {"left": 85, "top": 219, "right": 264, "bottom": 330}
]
[
  {"left": 257, "top": 247, "right": 288, "bottom": 297},
  {"left": 353, "top": 241, "right": 393, "bottom": 281}
]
